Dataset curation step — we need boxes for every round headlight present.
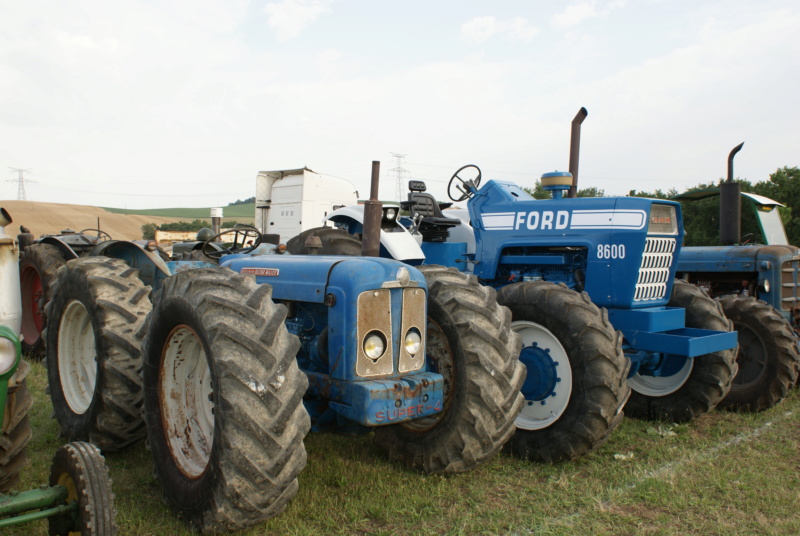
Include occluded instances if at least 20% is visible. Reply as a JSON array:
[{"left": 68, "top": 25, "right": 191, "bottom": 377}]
[
  {"left": 363, "top": 331, "right": 387, "bottom": 361},
  {"left": 404, "top": 329, "right": 422, "bottom": 356},
  {"left": 386, "top": 208, "right": 397, "bottom": 221},
  {"left": 0, "top": 337, "right": 18, "bottom": 375}
]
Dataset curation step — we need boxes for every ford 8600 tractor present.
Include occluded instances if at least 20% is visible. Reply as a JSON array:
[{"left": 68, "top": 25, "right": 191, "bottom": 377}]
[
  {"left": 289, "top": 112, "right": 738, "bottom": 463},
  {"left": 40, "top": 163, "right": 524, "bottom": 534}
]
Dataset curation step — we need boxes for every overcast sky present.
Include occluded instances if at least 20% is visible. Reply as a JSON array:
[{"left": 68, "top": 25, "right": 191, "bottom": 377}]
[{"left": 1, "top": 0, "right": 798, "bottom": 209}]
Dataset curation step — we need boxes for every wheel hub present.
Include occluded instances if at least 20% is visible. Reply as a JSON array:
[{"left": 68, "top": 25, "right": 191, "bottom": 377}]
[{"left": 58, "top": 300, "right": 98, "bottom": 414}]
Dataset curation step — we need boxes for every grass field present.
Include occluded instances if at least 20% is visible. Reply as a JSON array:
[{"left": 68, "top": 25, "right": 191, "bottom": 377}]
[
  {"left": 8, "top": 361, "right": 800, "bottom": 536},
  {"left": 103, "top": 202, "right": 256, "bottom": 220}
]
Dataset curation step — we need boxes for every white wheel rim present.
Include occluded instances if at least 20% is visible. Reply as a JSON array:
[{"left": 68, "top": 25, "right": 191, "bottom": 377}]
[
  {"left": 160, "top": 325, "right": 214, "bottom": 479},
  {"left": 512, "top": 320, "right": 573, "bottom": 430},
  {"left": 58, "top": 299, "right": 98, "bottom": 414},
  {"left": 628, "top": 357, "right": 693, "bottom": 396}
]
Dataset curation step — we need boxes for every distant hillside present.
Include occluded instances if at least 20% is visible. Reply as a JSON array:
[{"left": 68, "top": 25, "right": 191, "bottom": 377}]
[{"left": 102, "top": 203, "right": 256, "bottom": 219}]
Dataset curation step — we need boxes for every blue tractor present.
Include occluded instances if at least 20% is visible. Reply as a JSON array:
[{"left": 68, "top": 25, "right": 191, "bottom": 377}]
[
  {"left": 289, "top": 113, "right": 737, "bottom": 463},
  {"left": 674, "top": 143, "right": 800, "bottom": 411},
  {"left": 41, "top": 169, "right": 525, "bottom": 533}
]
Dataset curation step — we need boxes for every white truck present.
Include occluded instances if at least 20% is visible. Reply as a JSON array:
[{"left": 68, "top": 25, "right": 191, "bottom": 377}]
[{"left": 254, "top": 167, "right": 359, "bottom": 241}]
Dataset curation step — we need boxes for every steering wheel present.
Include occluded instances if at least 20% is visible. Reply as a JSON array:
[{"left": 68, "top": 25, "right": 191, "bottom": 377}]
[
  {"left": 77, "top": 228, "right": 112, "bottom": 244},
  {"left": 201, "top": 226, "right": 263, "bottom": 259},
  {"left": 448, "top": 164, "right": 482, "bottom": 202}
]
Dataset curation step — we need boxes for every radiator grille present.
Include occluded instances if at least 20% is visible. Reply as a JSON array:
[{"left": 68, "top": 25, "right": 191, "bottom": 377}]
[
  {"left": 781, "top": 257, "right": 800, "bottom": 311},
  {"left": 634, "top": 237, "right": 676, "bottom": 302}
]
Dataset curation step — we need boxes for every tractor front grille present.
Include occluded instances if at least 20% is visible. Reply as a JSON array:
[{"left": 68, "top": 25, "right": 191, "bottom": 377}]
[
  {"left": 634, "top": 237, "right": 676, "bottom": 302},
  {"left": 781, "top": 257, "right": 800, "bottom": 311}
]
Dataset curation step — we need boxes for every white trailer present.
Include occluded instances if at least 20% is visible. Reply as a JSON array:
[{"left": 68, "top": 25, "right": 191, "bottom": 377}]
[{"left": 254, "top": 168, "right": 359, "bottom": 241}]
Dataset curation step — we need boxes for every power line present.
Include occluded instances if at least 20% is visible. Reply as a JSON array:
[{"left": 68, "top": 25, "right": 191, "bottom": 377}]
[{"left": 7, "top": 168, "right": 35, "bottom": 200}]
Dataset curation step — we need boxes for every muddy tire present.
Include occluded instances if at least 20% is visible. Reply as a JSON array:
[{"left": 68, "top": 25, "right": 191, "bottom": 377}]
[
  {"left": 44, "top": 257, "right": 151, "bottom": 451},
  {"left": 716, "top": 296, "right": 799, "bottom": 411},
  {"left": 286, "top": 226, "right": 363, "bottom": 256},
  {"left": 496, "top": 282, "right": 630, "bottom": 462},
  {"left": 48, "top": 441, "right": 117, "bottom": 536},
  {"left": 625, "top": 280, "right": 738, "bottom": 422},
  {"left": 374, "top": 265, "right": 525, "bottom": 474},
  {"left": 142, "top": 267, "right": 309, "bottom": 533},
  {"left": 0, "top": 361, "right": 33, "bottom": 492},
  {"left": 19, "top": 243, "right": 67, "bottom": 358}
]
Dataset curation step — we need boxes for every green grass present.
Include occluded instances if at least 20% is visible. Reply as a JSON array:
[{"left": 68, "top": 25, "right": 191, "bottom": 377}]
[
  {"left": 9, "top": 362, "right": 800, "bottom": 535},
  {"left": 102, "top": 203, "right": 256, "bottom": 219}
]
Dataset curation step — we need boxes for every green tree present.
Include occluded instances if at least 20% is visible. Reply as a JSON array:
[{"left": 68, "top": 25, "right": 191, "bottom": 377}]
[{"left": 523, "top": 182, "right": 605, "bottom": 199}]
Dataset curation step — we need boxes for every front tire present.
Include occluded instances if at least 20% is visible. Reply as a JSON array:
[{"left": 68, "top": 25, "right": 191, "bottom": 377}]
[
  {"left": 716, "top": 296, "right": 799, "bottom": 411},
  {"left": 19, "top": 243, "right": 67, "bottom": 358},
  {"left": 0, "top": 361, "right": 33, "bottom": 492},
  {"left": 625, "top": 280, "right": 738, "bottom": 422},
  {"left": 44, "top": 257, "right": 151, "bottom": 451},
  {"left": 497, "top": 282, "right": 630, "bottom": 462},
  {"left": 48, "top": 441, "right": 117, "bottom": 536},
  {"left": 374, "top": 266, "right": 525, "bottom": 474},
  {"left": 142, "top": 268, "right": 309, "bottom": 533}
]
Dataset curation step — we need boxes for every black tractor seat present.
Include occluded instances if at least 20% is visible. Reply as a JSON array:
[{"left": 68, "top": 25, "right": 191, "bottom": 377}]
[{"left": 403, "top": 191, "right": 461, "bottom": 242}]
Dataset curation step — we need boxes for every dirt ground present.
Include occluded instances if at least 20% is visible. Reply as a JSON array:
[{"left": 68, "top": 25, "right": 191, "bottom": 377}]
[{"left": 1, "top": 200, "right": 184, "bottom": 241}]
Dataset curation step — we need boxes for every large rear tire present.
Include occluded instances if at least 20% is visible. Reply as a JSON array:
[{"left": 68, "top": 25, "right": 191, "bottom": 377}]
[
  {"left": 625, "top": 280, "right": 738, "bottom": 422},
  {"left": 44, "top": 257, "right": 151, "bottom": 451},
  {"left": 48, "top": 441, "right": 117, "bottom": 536},
  {"left": 716, "top": 296, "right": 799, "bottom": 411},
  {"left": 497, "top": 282, "right": 630, "bottom": 462},
  {"left": 0, "top": 361, "right": 33, "bottom": 492},
  {"left": 285, "top": 226, "right": 363, "bottom": 256},
  {"left": 19, "top": 243, "right": 67, "bottom": 358},
  {"left": 374, "top": 266, "right": 525, "bottom": 474},
  {"left": 142, "top": 268, "right": 309, "bottom": 533}
]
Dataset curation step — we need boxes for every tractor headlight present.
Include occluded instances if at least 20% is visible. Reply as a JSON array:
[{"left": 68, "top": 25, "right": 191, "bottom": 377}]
[
  {"left": 363, "top": 331, "right": 387, "bottom": 361},
  {"left": 760, "top": 279, "right": 770, "bottom": 293},
  {"left": 648, "top": 204, "right": 679, "bottom": 235},
  {"left": 385, "top": 207, "right": 398, "bottom": 221},
  {"left": 404, "top": 329, "right": 422, "bottom": 356},
  {"left": 0, "top": 332, "right": 20, "bottom": 376}
]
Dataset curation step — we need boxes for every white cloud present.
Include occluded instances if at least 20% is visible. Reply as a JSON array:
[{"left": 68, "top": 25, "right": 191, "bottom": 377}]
[
  {"left": 551, "top": 2, "right": 600, "bottom": 29},
  {"left": 461, "top": 16, "right": 539, "bottom": 44},
  {"left": 264, "top": 0, "right": 334, "bottom": 42}
]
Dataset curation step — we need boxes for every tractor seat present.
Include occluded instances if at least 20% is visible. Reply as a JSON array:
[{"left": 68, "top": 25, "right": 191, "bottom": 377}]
[{"left": 405, "top": 192, "right": 461, "bottom": 242}]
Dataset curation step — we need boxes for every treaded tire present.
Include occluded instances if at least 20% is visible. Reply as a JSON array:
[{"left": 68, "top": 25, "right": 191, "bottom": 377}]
[
  {"left": 717, "top": 296, "right": 800, "bottom": 412},
  {"left": 496, "top": 281, "right": 630, "bottom": 462},
  {"left": 142, "top": 267, "right": 309, "bottom": 533},
  {"left": 286, "top": 226, "right": 363, "bottom": 256},
  {"left": 48, "top": 441, "right": 118, "bottom": 536},
  {"left": 19, "top": 243, "right": 67, "bottom": 358},
  {"left": 0, "top": 361, "right": 33, "bottom": 492},
  {"left": 625, "top": 280, "right": 738, "bottom": 422},
  {"left": 374, "top": 265, "right": 525, "bottom": 474},
  {"left": 44, "top": 257, "right": 151, "bottom": 451}
]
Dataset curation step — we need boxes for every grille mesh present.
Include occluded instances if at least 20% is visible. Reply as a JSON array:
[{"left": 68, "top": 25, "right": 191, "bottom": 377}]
[
  {"left": 781, "top": 257, "right": 800, "bottom": 310},
  {"left": 634, "top": 237, "right": 676, "bottom": 301}
]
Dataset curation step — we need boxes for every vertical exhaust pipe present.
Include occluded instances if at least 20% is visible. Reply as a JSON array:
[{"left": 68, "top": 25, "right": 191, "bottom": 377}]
[
  {"left": 719, "top": 142, "right": 744, "bottom": 245},
  {"left": 568, "top": 107, "right": 588, "bottom": 198},
  {"left": 362, "top": 161, "right": 383, "bottom": 257}
]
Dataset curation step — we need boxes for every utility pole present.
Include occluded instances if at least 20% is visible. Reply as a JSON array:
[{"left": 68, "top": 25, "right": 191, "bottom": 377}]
[
  {"left": 8, "top": 168, "right": 34, "bottom": 201},
  {"left": 389, "top": 153, "right": 409, "bottom": 202}
]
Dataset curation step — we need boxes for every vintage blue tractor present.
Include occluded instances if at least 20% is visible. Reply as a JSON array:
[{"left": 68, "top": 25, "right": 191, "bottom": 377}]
[
  {"left": 290, "top": 114, "right": 738, "bottom": 464},
  {"left": 41, "top": 168, "right": 525, "bottom": 533},
  {"left": 674, "top": 143, "right": 800, "bottom": 411},
  {"left": 1, "top": 207, "right": 116, "bottom": 534}
]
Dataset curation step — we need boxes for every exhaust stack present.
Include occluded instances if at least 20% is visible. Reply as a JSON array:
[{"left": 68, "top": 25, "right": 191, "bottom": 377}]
[
  {"left": 568, "top": 107, "right": 588, "bottom": 198},
  {"left": 719, "top": 142, "right": 744, "bottom": 245}
]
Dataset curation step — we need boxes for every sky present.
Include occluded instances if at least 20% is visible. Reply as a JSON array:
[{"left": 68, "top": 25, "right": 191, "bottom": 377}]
[{"left": 1, "top": 0, "right": 798, "bottom": 209}]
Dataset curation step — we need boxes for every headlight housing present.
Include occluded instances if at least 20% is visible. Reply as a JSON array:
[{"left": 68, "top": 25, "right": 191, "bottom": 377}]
[
  {"left": 648, "top": 204, "right": 679, "bottom": 235},
  {"left": 0, "top": 327, "right": 21, "bottom": 377},
  {"left": 363, "top": 331, "right": 387, "bottom": 361},
  {"left": 404, "top": 328, "right": 422, "bottom": 355}
]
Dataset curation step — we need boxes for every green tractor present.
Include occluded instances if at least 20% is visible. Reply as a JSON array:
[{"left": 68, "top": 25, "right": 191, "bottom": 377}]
[{"left": 0, "top": 207, "right": 117, "bottom": 535}]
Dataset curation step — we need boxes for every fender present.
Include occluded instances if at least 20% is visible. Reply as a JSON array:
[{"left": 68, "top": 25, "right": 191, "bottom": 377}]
[{"left": 327, "top": 205, "right": 426, "bottom": 263}]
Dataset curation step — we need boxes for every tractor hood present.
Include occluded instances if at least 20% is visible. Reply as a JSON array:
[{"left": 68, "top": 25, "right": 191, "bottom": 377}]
[{"left": 222, "top": 255, "right": 426, "bottom": 303}]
